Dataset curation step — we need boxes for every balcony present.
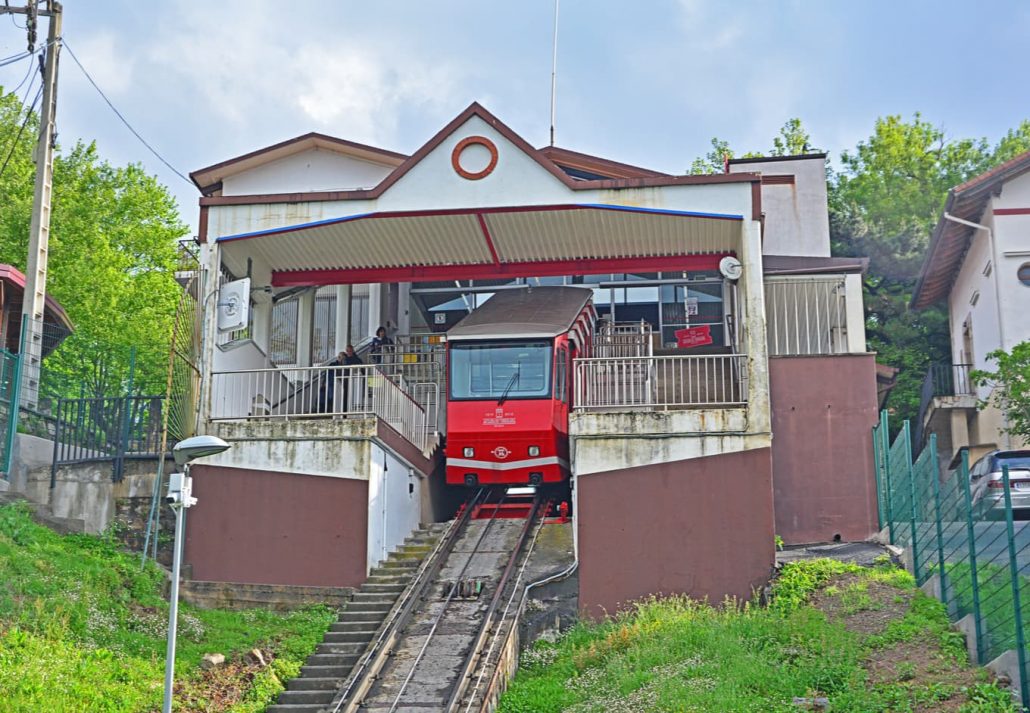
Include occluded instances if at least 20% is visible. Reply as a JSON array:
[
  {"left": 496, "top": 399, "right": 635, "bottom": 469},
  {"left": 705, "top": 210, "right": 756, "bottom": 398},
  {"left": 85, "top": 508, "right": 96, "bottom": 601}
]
[
  {"left": 209, "top": 364, "right": 437, "bottom": 453},
  {"left": 914, "top": 362, "right": 976, "bottom": 452}
]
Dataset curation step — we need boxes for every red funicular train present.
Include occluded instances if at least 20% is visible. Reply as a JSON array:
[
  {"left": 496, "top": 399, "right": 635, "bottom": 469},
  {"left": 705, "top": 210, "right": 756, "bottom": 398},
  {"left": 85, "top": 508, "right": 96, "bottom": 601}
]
[{"left": 444, "top": 286, "right": 596, "bottom": 487}]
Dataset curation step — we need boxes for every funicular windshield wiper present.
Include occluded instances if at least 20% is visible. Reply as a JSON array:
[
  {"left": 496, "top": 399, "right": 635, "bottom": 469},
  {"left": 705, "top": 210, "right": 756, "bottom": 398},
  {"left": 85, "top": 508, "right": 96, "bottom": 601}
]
[{"left": 498, "top": 361, "right": 521, "bottom": 404}]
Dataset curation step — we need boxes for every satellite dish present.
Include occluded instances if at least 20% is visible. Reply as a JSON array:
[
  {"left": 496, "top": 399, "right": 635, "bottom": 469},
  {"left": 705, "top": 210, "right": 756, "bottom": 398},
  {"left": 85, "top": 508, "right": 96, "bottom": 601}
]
[
  {"left": 719, "top": 256, "right": 743, "bottom": 281},
  {"left": 217, "top": 278, "right": 251, "bottom": 333}
]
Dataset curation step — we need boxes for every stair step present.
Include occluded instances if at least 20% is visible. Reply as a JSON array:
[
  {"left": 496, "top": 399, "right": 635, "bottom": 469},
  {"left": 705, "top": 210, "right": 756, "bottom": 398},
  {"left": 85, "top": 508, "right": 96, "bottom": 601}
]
[
  {"left": 335, "top": 610, "right": 385, "bottom": 623},
  {"left": 346, "top": 600, "right": 393, "bottom": 613},
  {"left": 359, "top": 582, "right": 406, "bottom": 594},
  {"left": 300, "top": 664, "right": 352, "bottom": 678},
  {"left": 288, "top": 676, "right": 343, "bottom": 691},
  {"left": 365, "top": 572, "right": 412, "bottom": 583},
  {"left": 379, "top": 559, "right": 419, "bottom": 569},
  {"left": 324, "top": 630, "right": 376, "bottom": 644},
  {"left": 316, "top": 641, "right": 366, "bottom": 655},
  {"left": 351, "top": 591, "right": 396, "bottom": 602},
  {"left": 277, "top": 689, "right": 335, "bottom": 705},
  {"left": 331, "top": 620, "right": 384, "bottom": 633},
  {"left": 307, "top": 652, "right": 361, "bottom": 667}
]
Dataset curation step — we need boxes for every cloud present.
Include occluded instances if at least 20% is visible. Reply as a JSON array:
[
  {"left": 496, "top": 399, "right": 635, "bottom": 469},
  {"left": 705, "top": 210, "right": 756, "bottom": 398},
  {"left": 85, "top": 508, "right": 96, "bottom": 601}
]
[{"left": 69, "top": 31, "right": 134, "bottom": 95}]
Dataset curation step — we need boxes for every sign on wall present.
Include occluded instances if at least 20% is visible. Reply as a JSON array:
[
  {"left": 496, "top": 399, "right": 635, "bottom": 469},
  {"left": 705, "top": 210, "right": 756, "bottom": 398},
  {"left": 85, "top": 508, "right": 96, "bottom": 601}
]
[{"left": 675, "top": 325, "right": 713, "bottom": 349}]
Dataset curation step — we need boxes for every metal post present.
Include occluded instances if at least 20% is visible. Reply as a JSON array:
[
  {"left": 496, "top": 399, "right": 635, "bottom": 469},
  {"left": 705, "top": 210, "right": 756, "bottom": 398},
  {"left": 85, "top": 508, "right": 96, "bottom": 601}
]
[
  {"left": 929, "top": 434, "right": 948, "bottom": 605},
  {"left": 903, "top": 420, "right": 920, "bottom": 578},
  {"left": 114, "top": 350, "right": 136, "bottom": 483},
  {"left": 162, "top": 486, "right": 186, "bottom": 713},
  {"left": 3, "top": 350, "right": 22, "bottom": 476},
  {"left": 881, "top": 411, "right": 895, "bottom": 545},
  {"left": 1001, "top": 465, "right": 1030, "bottom": 709},
  {"left": 20, "top": 4, "right": 62, "bottom": 410},
  {"left": 960, "top": 449, "right": 984, "bottom": 663}
]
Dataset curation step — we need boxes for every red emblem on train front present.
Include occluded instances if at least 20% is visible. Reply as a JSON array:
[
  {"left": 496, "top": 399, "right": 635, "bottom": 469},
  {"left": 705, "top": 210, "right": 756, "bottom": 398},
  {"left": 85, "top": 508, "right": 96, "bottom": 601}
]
[{"left": 492, "top": 446, "right": 510, "bottom": 459}]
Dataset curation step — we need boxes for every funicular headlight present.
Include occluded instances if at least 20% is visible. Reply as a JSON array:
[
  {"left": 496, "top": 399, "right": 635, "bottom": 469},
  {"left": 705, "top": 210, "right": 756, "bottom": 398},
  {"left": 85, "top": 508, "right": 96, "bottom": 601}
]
[
  {"left": 528, "top": 445, "right": 540, "bottom": 457},
  {"left": 463, "top": 447, "right": 475, "bottom": 458}
]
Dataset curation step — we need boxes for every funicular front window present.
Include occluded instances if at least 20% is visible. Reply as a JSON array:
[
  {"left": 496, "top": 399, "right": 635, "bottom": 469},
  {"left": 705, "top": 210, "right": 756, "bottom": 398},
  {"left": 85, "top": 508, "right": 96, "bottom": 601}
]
[{"left": 450, "top": 341, "right": 553, "bottom": 400}]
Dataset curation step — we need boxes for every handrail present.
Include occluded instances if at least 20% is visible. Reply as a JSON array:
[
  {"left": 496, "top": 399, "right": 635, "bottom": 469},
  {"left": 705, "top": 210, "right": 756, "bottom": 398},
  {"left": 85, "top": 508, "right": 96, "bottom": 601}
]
[{"left": 574, "top": 353, "right": 748, "bottom": 410}]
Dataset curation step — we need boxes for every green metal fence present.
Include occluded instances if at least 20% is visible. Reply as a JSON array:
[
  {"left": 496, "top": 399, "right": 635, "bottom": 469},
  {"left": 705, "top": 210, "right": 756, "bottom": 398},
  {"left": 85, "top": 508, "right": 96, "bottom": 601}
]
[
  {"left": 876, "top": 411, "right": 1030, "bottom": 708},
  {"left": 0, "top": 349, "right": 22, "bottom": 477}
]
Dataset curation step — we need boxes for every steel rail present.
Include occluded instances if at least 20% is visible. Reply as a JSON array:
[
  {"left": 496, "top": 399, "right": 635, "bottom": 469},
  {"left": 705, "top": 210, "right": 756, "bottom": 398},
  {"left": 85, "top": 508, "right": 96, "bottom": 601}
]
[
  {"left": 329, "top": 488, "right": 487, "bottom": 713},
  {"left": 453, "top": 497, "right": 550, "bottom": 712},
  {"left": 386, "top": 491, "right": 523, "bottom": 713}
]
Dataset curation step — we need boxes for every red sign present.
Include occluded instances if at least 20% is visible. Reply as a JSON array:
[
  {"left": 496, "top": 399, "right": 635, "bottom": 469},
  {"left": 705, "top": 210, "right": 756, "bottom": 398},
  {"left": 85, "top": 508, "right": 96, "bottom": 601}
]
[{"left": 675, "top": 325, "right": 713, "bottom": 349}]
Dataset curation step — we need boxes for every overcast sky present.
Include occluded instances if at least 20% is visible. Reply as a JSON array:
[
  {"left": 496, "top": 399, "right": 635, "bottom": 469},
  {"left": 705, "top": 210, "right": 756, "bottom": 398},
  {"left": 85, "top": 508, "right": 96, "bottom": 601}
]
[{"left": 1, "top": 1, "right": 1028, "bottom": 235}]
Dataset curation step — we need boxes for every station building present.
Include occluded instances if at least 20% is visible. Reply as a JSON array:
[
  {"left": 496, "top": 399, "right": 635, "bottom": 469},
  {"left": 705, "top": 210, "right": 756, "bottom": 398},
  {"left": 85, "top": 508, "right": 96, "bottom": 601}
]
[{"left": 185, "top": 103, "right": 879, "bottom": 615}]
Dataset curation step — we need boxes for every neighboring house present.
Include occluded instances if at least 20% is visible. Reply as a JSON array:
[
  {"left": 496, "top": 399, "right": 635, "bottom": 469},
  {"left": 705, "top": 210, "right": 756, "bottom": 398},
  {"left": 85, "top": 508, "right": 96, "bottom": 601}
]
[
  {"left": 911, "top": 150, "right": 1030, "bottom": 468},
  {"left": 185, "top": 103, "right": 880, "bottom": 614}
]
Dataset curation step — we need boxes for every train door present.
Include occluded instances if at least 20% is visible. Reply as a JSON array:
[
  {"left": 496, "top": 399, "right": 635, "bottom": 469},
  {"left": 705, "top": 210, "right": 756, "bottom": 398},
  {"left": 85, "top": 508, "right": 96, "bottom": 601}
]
[{"left": 555, "top": 340, "right": 570, "bottom": 433}]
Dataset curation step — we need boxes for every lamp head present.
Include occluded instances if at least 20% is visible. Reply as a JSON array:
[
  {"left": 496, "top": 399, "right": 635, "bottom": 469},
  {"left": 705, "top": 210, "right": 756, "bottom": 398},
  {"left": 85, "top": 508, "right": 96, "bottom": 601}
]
[{"left": 173, "top": 435, "right": 230, "bottom": 466}]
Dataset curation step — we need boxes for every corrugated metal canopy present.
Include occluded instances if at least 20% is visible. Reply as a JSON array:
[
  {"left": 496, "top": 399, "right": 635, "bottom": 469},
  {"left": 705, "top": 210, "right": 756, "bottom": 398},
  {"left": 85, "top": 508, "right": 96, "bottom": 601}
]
[
  {"left": 447, "top": 286, "right": 593, "bottom": 341},
  {"left": 217, "top": 204, "right": 743, "bottom": 286}
]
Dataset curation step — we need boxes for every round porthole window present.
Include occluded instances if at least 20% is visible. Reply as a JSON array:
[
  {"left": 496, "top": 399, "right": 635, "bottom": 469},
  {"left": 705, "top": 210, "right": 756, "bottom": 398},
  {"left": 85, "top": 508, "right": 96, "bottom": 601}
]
[{"left": 1020, "top": 262, "right": 1030, "bottom": 287}]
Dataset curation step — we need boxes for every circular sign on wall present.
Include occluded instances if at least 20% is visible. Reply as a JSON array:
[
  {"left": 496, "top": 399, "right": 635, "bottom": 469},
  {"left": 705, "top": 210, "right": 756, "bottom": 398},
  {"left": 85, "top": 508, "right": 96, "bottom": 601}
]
[{"left": 451, "top": 136, "right": 498, "bottom": 180}]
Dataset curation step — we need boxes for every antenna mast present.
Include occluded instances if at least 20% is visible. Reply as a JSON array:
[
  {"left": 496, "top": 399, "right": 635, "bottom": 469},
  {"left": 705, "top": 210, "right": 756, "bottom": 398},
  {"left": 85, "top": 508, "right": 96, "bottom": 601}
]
[{"left": 549, "top": 0, "right": 560, "bottom": 146}]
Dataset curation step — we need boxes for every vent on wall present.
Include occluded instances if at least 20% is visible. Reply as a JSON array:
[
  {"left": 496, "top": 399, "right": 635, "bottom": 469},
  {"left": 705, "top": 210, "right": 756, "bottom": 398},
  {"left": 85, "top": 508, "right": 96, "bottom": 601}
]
[
  {"left": 983, "top": 261, "right": 992, "bottom": 277},
  {"left": 969, "top": 290, "right": 980, "bottom": 307}
]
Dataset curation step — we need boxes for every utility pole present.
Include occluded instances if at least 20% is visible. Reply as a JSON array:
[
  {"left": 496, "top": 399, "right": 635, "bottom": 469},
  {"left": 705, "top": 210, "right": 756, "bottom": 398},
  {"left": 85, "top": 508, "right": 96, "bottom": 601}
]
[{"left": 1, "top": 1, "right": 62, "bottom": 407}]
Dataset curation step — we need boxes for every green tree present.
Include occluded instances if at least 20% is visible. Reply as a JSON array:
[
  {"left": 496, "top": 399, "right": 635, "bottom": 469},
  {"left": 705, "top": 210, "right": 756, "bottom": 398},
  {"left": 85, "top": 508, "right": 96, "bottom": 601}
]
[
  {"left": 689, "top": 137, "right": 734, "bottom": 174},
  {"left": 830, "top": 114, "right": 1030, "bottom": 422},
  {"left": 771, "top": 118, "right": 817, "bottom": 156},
  {"left": 0, "top": 88, "right": 187, "bottom": 398},
  {"left": 972, "top": 343, "right": 1030, "bottom": 441}
]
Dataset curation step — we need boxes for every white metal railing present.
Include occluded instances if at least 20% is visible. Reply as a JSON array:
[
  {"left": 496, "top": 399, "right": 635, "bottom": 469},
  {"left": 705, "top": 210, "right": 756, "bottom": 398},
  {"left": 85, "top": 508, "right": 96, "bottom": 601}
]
[
  {"left": 592, "top": 320, "right": 653, "bottom": 358},
  {"left": 574, "top": 354, "right": 748, "bottom": 410},
  {"left": 209, "top": 365, "right": 431, "bottom": 451},
  {"left": 764, "top": 276, "right": 848, "bottom": 356}
]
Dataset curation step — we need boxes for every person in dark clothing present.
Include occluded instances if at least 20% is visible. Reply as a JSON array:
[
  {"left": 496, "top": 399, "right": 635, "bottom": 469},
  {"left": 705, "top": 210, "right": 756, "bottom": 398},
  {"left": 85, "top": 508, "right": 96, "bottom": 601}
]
[
  {"left": 320, "top": 345, "right": 363, "bottom": 412},
  {"left": 371, "top": 326, "right": 393, "bottom": 364}
]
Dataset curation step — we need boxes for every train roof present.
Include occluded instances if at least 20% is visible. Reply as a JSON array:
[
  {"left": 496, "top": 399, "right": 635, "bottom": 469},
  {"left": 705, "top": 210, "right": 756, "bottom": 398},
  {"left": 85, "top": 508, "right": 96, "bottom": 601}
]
[{"left": 447, "top": 286, "right": 593, "bottom": 341}]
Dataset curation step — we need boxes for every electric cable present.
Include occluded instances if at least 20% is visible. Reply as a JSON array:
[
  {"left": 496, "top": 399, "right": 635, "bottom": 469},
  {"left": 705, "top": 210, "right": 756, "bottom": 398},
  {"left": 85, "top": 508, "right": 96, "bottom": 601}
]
[
  {"left": 0, "top": 81, "right": 42, "bottom": 181},
  {"left": 62, "top": 39, "right": 194, "bottom": 187}
]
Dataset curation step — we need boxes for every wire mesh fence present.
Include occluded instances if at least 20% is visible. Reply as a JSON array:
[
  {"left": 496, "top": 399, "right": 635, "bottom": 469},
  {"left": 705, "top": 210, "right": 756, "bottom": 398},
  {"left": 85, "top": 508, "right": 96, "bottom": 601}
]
[{"left": 876, "top": 411, "right": 1030, "bottom": 708}]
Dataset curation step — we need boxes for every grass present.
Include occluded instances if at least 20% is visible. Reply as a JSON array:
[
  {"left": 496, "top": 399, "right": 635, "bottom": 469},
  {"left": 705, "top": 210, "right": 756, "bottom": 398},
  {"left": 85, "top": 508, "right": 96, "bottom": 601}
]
[
  {"left": 0, "top": 503, "right": 335, "bottom": 712},
  {"left": 499, "top": 559, "right": 1015, "bottom": 713}
]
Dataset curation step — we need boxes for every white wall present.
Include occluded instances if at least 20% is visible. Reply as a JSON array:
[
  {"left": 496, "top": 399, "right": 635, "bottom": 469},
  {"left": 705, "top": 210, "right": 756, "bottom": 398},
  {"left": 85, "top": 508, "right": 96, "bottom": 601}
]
[
  {"left": 991, "top": 171, "right": 1030, "bottom": 353},
  {"left": 366, "top": 442, "right": 422, "bottom": 571},
  {"left": 729, "top": 157, "right": 831, "bottom": 257},
  {"left": 222, "top": 147, "right": 395, "bottom": 196}
]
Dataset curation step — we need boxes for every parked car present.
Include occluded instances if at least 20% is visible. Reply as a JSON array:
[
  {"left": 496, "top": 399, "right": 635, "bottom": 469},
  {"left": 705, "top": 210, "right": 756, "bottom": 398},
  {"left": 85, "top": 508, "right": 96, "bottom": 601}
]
[{"left": 970, "top": 450, "right": 1030, "bottom": 518}]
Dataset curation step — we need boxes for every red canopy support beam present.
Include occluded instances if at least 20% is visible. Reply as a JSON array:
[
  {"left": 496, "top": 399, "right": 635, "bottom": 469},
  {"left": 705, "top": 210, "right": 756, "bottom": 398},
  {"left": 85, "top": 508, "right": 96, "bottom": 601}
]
[{"left": 271, "top": 253, "right": 732, "bottom": 287}]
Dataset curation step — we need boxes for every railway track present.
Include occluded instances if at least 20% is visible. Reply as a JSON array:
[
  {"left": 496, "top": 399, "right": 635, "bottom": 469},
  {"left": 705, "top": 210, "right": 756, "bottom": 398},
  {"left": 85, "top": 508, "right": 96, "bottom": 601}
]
[{"left": 327, "top": 489, "right": 548, "bottom": 713}]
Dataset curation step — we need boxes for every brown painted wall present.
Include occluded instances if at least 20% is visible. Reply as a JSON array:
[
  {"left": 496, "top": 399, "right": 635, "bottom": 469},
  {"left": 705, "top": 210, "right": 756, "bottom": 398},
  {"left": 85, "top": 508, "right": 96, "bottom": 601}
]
[
  {"left": 769, "top": 354, "right": 879, "bottom": 545},
  {"left": 184, "top": 466, "right": 368, "bottom": 588},
  {"left": 577, "top": 447, "right": 774, "bottom": 618}
]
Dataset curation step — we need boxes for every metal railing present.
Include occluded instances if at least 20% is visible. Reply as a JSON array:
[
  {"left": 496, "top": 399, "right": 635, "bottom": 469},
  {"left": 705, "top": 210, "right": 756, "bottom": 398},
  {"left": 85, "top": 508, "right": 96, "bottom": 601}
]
[
  {"left": 573, "top": 354, "right": 747, "bottom": 410},
  {"left": 209, "top": 365, "right": 431, "bottom": 451},
  {"left": 592, "top": 320, "right": 653, "bottom": 359},
  {"left": 914, "top": 363, "right": 974, "bottom": 448},
  {"left": 874, "top": 411, "right": 1030, "bottom": 708},
  {"left": 51, "top": 395, "right": 166, "bottom": 483},
  {"left": 764, "top": 276, "right": 848, "bottom": 356}
]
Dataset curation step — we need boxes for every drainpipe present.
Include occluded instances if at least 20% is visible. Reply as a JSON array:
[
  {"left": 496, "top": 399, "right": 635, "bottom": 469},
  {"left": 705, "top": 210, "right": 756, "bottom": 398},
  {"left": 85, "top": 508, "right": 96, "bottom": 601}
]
[{"left": 943, "top": 212, "right": 1010, "bottom": 448}]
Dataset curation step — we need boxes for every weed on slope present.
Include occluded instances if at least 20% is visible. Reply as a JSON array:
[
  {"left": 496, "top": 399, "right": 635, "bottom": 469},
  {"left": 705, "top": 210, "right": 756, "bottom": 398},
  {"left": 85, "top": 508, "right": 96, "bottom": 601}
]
[
  {"left": 0, "top": 503, "right": 334, "bottom": 712},
  {"left": 500, "top": 559, "right": 1015, "bottom": 712}
]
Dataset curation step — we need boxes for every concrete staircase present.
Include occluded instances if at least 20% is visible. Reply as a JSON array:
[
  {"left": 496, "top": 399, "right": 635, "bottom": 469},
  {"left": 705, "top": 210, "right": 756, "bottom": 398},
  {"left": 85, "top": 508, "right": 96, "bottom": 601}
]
[
  {"left": 0, "top": 489, "right": 85, "bottom": 534},
  {"left": 267, "top": 522, "right": 449, "bottom": 713}
]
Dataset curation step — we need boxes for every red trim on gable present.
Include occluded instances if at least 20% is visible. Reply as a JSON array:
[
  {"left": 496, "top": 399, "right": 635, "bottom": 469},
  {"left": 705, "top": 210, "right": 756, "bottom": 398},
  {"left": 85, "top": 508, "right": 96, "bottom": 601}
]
[
  {"left": 994, "top": 208, "right": 1030, "bottom": 216},
  {"left": 271, "top": 254, "right": 731, "bottom": 287}
]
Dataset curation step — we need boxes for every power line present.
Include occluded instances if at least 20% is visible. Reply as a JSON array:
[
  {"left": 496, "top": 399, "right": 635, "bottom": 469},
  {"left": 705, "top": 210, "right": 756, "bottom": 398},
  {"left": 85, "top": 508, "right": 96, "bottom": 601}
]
[
  {"left": 0, "top": 48, "right": 31, "bottom": 67},
  {"left": 4, "top": 47, "right": 35, "bottom": 95},
  {"left": 62, "top": 39, "right": 194, "bottom": 188},
  {"left": 0, "top": 82, "right": 42, "bottom": 182}
]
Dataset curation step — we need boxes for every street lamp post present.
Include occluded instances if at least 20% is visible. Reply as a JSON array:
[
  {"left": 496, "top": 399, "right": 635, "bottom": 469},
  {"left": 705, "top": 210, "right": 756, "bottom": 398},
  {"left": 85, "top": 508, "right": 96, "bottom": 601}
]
[{"left": 162, "top": 435, "right": 230, "bottom": 713}]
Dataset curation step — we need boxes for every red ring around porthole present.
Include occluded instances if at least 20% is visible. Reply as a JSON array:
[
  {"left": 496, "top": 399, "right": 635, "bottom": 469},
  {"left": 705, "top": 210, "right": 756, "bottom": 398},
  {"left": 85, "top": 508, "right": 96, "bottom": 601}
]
[{"left": 451, "top": 136, "right": 498, "bottom": 180}]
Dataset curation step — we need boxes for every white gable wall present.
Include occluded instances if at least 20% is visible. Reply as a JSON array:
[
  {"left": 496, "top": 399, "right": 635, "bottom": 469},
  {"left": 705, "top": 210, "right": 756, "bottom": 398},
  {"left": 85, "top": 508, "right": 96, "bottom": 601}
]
[
  {"left": 221, "top": 147, "right": 395, "bottom": 196},
  {"left": 992, "top": 171, "right": 1030, "bottom": 353},
  {"left": 729, "top": 157, "right": 830, "bottom": 257}
]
